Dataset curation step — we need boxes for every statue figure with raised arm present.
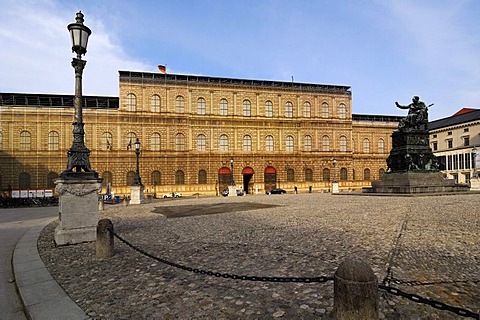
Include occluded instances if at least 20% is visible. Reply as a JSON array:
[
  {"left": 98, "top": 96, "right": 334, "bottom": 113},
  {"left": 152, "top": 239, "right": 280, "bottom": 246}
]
[{"left": 395, "top": 96, "right": 433, "bottom": 131}]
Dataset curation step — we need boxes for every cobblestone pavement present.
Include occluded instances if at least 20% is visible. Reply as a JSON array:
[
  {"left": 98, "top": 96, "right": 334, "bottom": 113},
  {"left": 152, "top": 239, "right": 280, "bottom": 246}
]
[{"left": 38, "top": 193, "right": 479, "bottom": 319}]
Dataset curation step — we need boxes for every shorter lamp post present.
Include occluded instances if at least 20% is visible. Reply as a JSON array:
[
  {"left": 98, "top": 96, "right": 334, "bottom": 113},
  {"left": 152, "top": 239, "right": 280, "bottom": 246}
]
[
  {"left": 230, "top": 157, "right": 235, "bottom": 185},
  {"left": 332, "top": 158, "right": 337, "bottom": 183},
  {"left": 133, "top": 138, "right": 142, "bottom": 186}
]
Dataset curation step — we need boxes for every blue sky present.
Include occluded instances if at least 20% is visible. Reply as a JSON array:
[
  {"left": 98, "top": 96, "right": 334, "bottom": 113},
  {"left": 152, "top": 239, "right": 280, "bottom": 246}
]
[{"left": 1, "top": 0, "right": 479, "bottom": 120}]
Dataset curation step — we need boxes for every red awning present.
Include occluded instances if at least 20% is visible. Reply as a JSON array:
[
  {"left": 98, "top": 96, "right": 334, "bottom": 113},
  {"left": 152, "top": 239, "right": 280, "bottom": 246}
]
[
  {"left": 242, "top": 167, "right": 255, "bottom": 175},
  {"left": 264, "top": 166, "right": 276, "bottom": 174},
  {"left": 218, "top": 167, "right": 231, "bottom": 174}
]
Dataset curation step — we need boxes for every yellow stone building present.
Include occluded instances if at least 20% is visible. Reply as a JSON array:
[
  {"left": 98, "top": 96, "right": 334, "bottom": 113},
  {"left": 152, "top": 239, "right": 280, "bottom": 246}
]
[{"left": 0, "top": 71, "right": 401, "bottom": 196}]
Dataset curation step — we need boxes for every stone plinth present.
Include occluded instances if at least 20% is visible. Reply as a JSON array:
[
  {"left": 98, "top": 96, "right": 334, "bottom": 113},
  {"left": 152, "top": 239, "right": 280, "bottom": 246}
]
[
  {"left": 332, "top": 182, "right": 339, "bottom": 193},
  {"left": 54, "top": 177, "right": 102, "bottom": 245},
  {"left": 228, "top": 185, "right": 237, "bottom": 197},
  {"left": 130, "top": 185, "right": 145, "bottom": 204},
  {"left": 470, "top": 177, "right": 480, "bottom": 191},
  {"left": 365, "top": 172, "right": 470, "bottom": 194}
]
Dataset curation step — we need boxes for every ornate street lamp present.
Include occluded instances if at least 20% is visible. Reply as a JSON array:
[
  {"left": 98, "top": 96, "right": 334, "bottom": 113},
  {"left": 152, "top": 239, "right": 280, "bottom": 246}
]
[
  {"left": 133, "top": 138, "right": 143, "bottom": 186},
  {"left": 332, "top": 158, "right": 337, "bottom": 183},
  {"left": 230, "top": 157, "right": 235, "bottom": 185},
  {"left": 61, "top": 11, "right": 96, "bottom": 178}
]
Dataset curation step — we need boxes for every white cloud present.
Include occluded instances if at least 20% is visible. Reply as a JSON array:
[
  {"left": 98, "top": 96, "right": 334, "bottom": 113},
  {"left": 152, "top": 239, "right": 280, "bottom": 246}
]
[{"left": 0, "top": 0, "right": 149, "bottom": 96}]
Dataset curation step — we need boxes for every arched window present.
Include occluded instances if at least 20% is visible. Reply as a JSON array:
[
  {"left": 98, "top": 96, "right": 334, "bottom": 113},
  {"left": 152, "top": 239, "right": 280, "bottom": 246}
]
[
  {"left": 126, "top": 132, "right": 136, "bottom": 150},
  {"left": 265, "top": 101, "right": 273, "bottom": 117},
  {"left": 378, "top": 138, "right": 385, "bottom": 153},
  {"left": 197, "top": 134, "right": 206, "bottom": 151},
  {"left": 285, "top": 136, "right": 294, "bottom": 152},
  {"left": 198, "top": 169, "right": 207, "bottom": 184},
  {"left": 364, "top": 168, "right": 371, "bottom": 181},
  {"left": 363, "top": 139, "right": 370, "bottom": 153},
  {"left": 20, "top": 131, "right": 31, "bottom": 151},
  {"left": 151, "top": 170, "right": 161, "bottom": 185},
  {"left": 219, "top": 134, "right": 229, "bottom": 151},
  {"left": 243, "top": 135, "right": 252, "bottom": 151},
  {"left": 322, "top": 103, "right": 329, "bottom": 118},
  {"left": 102, "top": 132, "right": 113, "bottom": 151},
  {"left": 305, "top": 168, "right": 313, "bottom": 182},
  {"left": 46, "top": 172, "right": 58, "bottom": 188},
  {"left": 265, "top": 135, "right": 274, "bottom": 152},
  {"left": 304, "top": 135, "right": 312, "bottom": 151},
  {"left": 303, "top": 102, "right": 311, "bottom": 117},
  {"left": 175, "top": 96, "right": 185, "bottom": 113},
  {"left": 338, "top": 103, "right": 346, "bottom": 119},
  {"left": 175, "top": 133, "right": 185, "bottom": 151},
  {"left": 340, "top": 168, "right": 347, "bottom": 181},
  {"left": 197, "top": 97, "right": 206, "bottom": 115},
  {"left": 379, "top": 168, "right": 385, "bottom": 177},
  {"left": 126, "top": 171, "right": 136, "bottom": 186},
  {"left": 322, "top": 135, "right": 330, "bottom": 152},
  {"left": 48, "top": 131, "right": 59, "bottom": 151},
  {"left": 19, "top": 172, "right": 31, "bottom": 189},
  {"left": 175, "top": 170, "right": 185, "bottom": 184},
  {"left": 151, "top": 133, "right": 161, "bottom": 151},
  {"left": 285, "top": 102, "right": 293, "bottom": 118},
  {"left": 219, "top": 99, "right": 228, "bottom": 115},
  {"left": 126, "top": 93, "right": 136, "bottom": 111},
  {"left": 339, "top": 136, "right": 347, "bottom": 152},
  {"left": 102, "top": 171, "right": 113, "bottom": 189},
  {"left": 150, "top": 94, "right": 161, "bottom": 112},
  {"left": 323, "top": 168, "right": 330, "bottom": 181},
  {"left": 287, "top": 168, "right": 295, "bottom": 182},
  {"left": 243, "top": 100, "right": 251, "bottom": 116}
]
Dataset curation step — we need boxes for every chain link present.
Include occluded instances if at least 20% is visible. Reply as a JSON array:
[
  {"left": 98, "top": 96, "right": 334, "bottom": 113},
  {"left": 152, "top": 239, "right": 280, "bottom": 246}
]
[
  {"left": 113, "top": 231, "right": 333, "bottom": 284},
  {"left": 113, "top": 231, "right": 478, "bottom": 318},
  {"left": 379, "top": 284, "right": 479, "bottom": 319}
]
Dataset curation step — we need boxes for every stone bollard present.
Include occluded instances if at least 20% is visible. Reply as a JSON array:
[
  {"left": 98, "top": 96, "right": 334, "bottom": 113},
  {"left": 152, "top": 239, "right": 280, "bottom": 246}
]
[
  {"left": 123, "top": 197, "right": 128, "bottom": 206},
  {"left": 333, "top": 257, "right": 379, "bottom": 320},
  {"left": 98, "top": 199, "right": 104, "bottom": 211},
  {"left": 96, "top": 219, "right": 114, "bottom": 258}
]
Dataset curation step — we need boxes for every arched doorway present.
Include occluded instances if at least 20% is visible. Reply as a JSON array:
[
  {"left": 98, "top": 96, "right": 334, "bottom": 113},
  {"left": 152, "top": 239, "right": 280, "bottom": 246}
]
[
  {"left": 242, "top": 167, "right": 254, "bottom": 194},
  {"left": 264, "top": 166, "right": 277, "bottom": 192},
  {"left": 218, "top": 167, "right": 231, "bottom": 193}
]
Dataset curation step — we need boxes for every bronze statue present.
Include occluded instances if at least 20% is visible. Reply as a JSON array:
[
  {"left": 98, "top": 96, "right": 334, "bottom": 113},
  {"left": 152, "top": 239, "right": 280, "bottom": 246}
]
[{"left": 395, "top": 96, "right": 433, "bottom": 131}]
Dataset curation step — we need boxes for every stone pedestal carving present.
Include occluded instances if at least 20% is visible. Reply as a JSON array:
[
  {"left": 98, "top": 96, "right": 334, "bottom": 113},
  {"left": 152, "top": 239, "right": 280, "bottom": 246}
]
[
  {"left": 130, "top": 185, "right": 145, "bottom": 204},
  {"left": 54, "top": 178, "right": 102, "bottom": 245}
]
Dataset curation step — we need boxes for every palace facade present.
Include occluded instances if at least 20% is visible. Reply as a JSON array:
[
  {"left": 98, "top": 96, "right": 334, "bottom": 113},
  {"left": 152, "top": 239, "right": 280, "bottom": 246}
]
[{"left": 0, "top": 71, "right": 401, "bottom": 196}]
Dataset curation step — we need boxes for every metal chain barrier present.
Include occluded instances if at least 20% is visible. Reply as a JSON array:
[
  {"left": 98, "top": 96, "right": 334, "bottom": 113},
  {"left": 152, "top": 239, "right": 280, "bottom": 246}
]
[
  {"left": 379, "top": 284, "right": 479, "bottom": 319},
  {"left": 113, "top": 231, "right": 478, "bottom": 318},
  {"left": 113, "top": 231, "right": 333, "bottom": 283}
]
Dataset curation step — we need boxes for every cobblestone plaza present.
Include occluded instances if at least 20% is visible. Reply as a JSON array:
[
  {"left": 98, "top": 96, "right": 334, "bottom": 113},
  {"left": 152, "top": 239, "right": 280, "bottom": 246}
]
[{"left": 39, "top": 193, "right": 479, "bottom": 319}]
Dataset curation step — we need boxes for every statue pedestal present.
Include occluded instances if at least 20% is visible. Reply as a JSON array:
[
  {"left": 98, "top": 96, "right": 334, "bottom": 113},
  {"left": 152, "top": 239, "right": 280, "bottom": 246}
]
[
  {"left": 130, "top": 185, "right": 145, "bottom": 204},
  {"left": 228, "top": 185, "right": 237, "bottom": 197},
  {"left": 470, "top": 177, "right": 480, "bottom": 191},
  {"left": 332, "top": 182, "right": 339, "bottom": 193},
  {"left": 365, "top": 172, "right": 469, "bottom": 194},
  {"left": 54, "top": 177, "right": 102, "bottom": 245}
]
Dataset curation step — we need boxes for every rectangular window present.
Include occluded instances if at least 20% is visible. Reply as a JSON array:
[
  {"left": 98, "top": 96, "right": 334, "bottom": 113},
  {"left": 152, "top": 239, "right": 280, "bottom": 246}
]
[
  {"left": 447, "top": 139, "right": 453, "bottom": 149},
  {"left": 432, "top": 134, "right": 437, "bottom": 138},
  {"left": 447, "top": 155, "right": 453, "bottom": 170},
  {"left": 432, "top": 142, "right": 438, "bottom": 151},
  {"left": 465, "top": 153, "right": 471, "bottom": 169},
  {"left": 447, "top": 131, "right": 452, "bottom": 136},
  {"left": 453, "top": 154, "right": 458, "bottom": 170},
  {"left": 459, "top": 154, "right": 464, "bottom": 170},
  {"left": 464, "top": 128, "right": 469, "bottom": 132},
  {"left": 463, "top": 136, "right": 470, "bottom": 146}
]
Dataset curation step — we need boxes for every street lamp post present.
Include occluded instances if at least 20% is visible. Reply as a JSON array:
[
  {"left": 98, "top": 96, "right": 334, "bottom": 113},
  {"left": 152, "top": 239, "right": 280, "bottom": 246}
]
[
  {"left": 333, "top": 158, "right": 337, "bottom": 183},
  {"left": 332, "top": 158, "right": 339, "bottom": 193},
  {"left": 62, "top": 11, "right": 96, "bottom": 179},
  {"left": 230, "top": 157, "right": 235, "bottom": 185},
  {"left": 133, "top": 138, "right": 142, "bottom": 186}
]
